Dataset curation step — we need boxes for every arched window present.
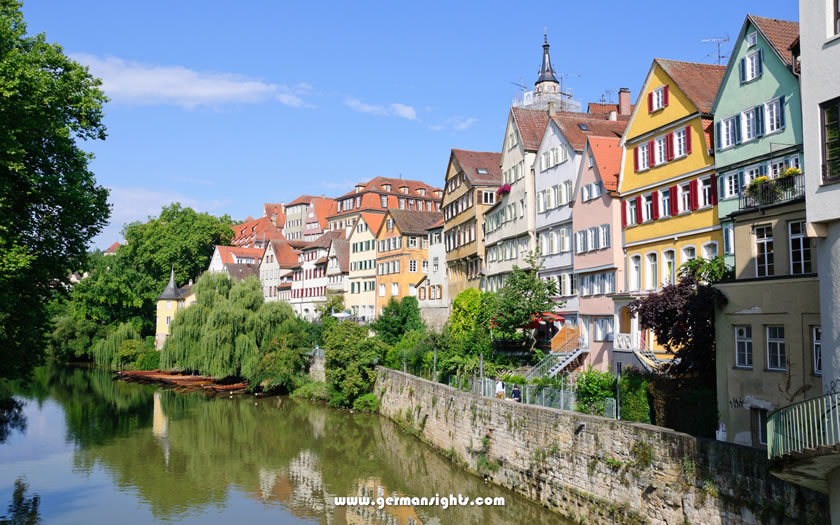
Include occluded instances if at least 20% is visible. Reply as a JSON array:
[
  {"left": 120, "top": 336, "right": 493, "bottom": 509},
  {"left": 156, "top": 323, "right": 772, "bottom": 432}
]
[
  {"left": 681, "top": 245, "right": 697, "bottom": 265},
  {"left": 645, "top": 253, "right": 658, "bottom": 290},
  {"left": 662, "top": 250, "right": 677, "bottom": 285},
  {"left": 629, "top": 255, "right": 642, "bottom": 291},
  {"left": 702, "top": 242, "right": 719, "bottom": 260}
]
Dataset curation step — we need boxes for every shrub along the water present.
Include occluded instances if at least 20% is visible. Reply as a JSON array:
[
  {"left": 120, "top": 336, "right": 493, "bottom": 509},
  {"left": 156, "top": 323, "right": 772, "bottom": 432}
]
[
  {"left": 323, "top": 321, "right": 389, "bottom": 408},
  {"left": 91, "top": 323, "right": 141, "bottom": 369}
]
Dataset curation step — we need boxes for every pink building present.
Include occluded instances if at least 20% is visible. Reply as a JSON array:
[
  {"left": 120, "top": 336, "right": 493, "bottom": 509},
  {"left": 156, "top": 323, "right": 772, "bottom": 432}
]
[{"left": 571, "top": 136, "right": 633, "bottom": 372}]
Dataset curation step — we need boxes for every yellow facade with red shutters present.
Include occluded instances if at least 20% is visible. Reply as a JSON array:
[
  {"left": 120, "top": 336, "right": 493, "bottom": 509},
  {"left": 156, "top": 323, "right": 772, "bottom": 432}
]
[{"left": 616, "top": 59, "right": 725, "bottom": 361}]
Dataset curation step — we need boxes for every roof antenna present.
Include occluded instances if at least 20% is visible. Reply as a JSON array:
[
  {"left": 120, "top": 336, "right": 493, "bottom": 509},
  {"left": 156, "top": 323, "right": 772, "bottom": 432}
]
[{"left": 701, "top": 35, "right": 730, "bottom": 65}]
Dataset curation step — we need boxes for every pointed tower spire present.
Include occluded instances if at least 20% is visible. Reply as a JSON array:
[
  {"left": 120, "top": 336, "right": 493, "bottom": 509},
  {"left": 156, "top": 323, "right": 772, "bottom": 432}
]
[
  {"left": 536, "top": 32, "right": 558, "bottom": 86},
  {"left": 157, "top": 265, "right": 182, "bottom": 300}
]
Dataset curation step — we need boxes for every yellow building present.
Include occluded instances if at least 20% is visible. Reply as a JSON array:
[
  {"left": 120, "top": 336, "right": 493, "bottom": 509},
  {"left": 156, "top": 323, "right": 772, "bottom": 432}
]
[
  {"left": 441, "top": 148, "right": 501, "bottom": 299},
  {"left": 154, "top": 268, "right": 196, "bottom": 349},
  {"left": 613, "top": 59, "right": 725, "bottom": 366},
  {"left": 374, "top": 209, "right": 443, "bottom": 314}
]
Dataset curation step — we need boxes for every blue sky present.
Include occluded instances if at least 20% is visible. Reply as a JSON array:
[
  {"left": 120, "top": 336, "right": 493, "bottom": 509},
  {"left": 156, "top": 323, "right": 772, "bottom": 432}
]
[{"left": 22, "top": 1, "right": 798, "bottom": 248}]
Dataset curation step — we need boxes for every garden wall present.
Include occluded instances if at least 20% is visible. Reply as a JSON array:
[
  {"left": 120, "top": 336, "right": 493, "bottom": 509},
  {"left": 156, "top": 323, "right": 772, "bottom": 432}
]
[{"left": 374, "top": 367, "right": 829, "bottom": 525}]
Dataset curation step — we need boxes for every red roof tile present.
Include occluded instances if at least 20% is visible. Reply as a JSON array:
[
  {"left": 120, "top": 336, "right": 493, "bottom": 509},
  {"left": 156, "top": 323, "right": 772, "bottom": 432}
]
[
  {"left": 749, "top": 15, "right": 799, "bottom": 66},
  {"left": 549, "top": 114, "right": 629, "bottom": 151},
  {"left": 287, "top": 195, "right": 321, "bottom": 207},
  {"left": 359, "top": 212, "right": 386, "bottom": 234},
  {"left": 216, "top": 246, "right": 264, "bottom": 265},
  {"left": 330, "top": 239, "right": 350, "bottom": 273},
  {"left": 104, "top": 241, "right": 120, "bottom": 254},
  {"left": 702, "top": 118, "right": 715, "bottom": 151},
  {"left": 263, "top": 203, "right": 286, "bottom": 227},
  {"left": 451, "top": 149, "right": 502, "bottom": 186},
  {"left": 303, "top": 230, "right": 345, "bottom": 251},
  {"left": 587, "top": 136, "right": 622, "bottom": 191},
  {"left": 268, "top": 240, "right": 301, "bottom": 268},
  {"left": 385, "top": 209, "right": 444, "bottom": 235},
  {"left": 336, "top": 176, "right": 442, "bottom": 200},
  {"left": 231, "top": 216, "right": 283, "bottom": 247},
  {"left": 655, "top": 59, "right": 726, "bottom": 115},
  {"left": 511, "top": 107, "right": 551, "bottom": 151},
  {"left": 309, "top": 198, "right": 337, "bottom": 230}
]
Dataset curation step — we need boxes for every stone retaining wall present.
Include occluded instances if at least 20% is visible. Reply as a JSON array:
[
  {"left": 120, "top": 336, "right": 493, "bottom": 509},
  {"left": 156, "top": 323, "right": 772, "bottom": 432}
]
[{"left": 374, "top": 367, "right": 829, "bottom": 525}]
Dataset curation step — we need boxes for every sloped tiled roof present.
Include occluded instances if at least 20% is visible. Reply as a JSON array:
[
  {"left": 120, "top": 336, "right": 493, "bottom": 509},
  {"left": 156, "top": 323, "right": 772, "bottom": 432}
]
[
  {"left": 287, "top": 195, "right": 321, "bottom": 207},
  {"left": 550, "top": 114, "right": 629, "bottom": 151},
  {"left": 224, "top": 263, "right": 260, "bottom": 282},
  {"left": 310, "top": 198, "right": 337, "bottom": 230},
  {"left": 655, "top": 59, "right": 726, "bottom": 114},
  {"left": 336, "top": 176, "right": 442, "bottom": 200},
  {"left": 104, "top": 241, "right": 121, "bottom": 254},
  {"left": 749, "top": 15, "right": 799, "bottom": 66},
  {"left": 303, "top": 230, "right": 345, "bottom": 251},
  {"left": 216, "top": 246, "right": 264, "bottom": 265},
  {"left": 263, "top": 203, "right": 286, "bottom": 227},
  {"left": 451, "top": 149, "right": 502, "bottom": 186},
  {"left": 387, "top": 209, "right": 444, "bottom": 235},
  {"left": 359, "top": 212, "right": 386, "bottom": 234},
  {"left": 427, "top": 217, "right": 444, "bottom": 230},
  {"left": 702, "top": 118, "right": 715, "bottom": 151},
  {"left": 269, "top": 240, "right": 301, "bottom": 268},
  {"left": 231, "top": 216, "right": 283, "bottom": 247},
  {"left": 511, "top": 107, "right": 551, "bottom": 151},
  {"left": 587, "top": 136, "right": 622, "bottom": 192},
  {"left": 331, "top": 239, "right": 350, "bottom": 273}
]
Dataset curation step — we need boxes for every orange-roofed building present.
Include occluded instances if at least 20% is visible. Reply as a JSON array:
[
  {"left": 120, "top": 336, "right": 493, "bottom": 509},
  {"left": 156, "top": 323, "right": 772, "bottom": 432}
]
[
  {"left": 290, "top": 231, "right": 345, "bottom": 320},
  {"left": 103, "top": 241, "right": 120, "bottom": 256},
  {"left": 231, "top": 215, "right": 284, "bottom": 249},
  {"left": 304, "top": 198, "right": 337, "bottom": 242},
  {"left": 263, "top": 202, "right": 286, "bottom": 229},
  {"left": 260, "top": 239, "right": 301, "bottom": 302},
  {"left": 374, "top": 210, "right": 442, "bottom": 315},
  {"left": 208, "top": 245, "right": 264, "bottom": 273},
  {"left": 327, "top": 176, "right": 442, "bottom": 237},
  {"left": 344, "top": 212, "right": 386, "bottom": 321},
  {"left": 283, "top": 195, "right": 335, "bottom": 242}
]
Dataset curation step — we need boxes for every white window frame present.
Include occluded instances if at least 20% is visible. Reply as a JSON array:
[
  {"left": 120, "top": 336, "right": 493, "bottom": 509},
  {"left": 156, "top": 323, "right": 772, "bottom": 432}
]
[
  {"left": 643, "top": 194, "right": 654, "bottom": 222},
  {"left": 644, "top": 251, "right": 658, "bottom": 290},
  {"left": 701, "top": 241, "right": 718, "bottom": 260},
  {"left": 742, "top": 109, "right": 757, "bottom": 142},
  {"left": 765, "top": 98, "right": 783, "bottom": 134},
  {"left": 745, "top": 51, "right": 760, "bottom": 82},
  {"left": 735, "top": 325, "right": 753, "bottom": 368},
  {"left": 766, "top": 325, "right": 786, "bottom": 371},
  {"left": 721, "top": 117, "right": 737, "bottom": 149},
  {"left": 723, "top": 222, "right": 735, "bottom": 255},
  {"left": 747, "top": 31, "right": 757, "bottom": 47},
  {"left": 638, "top": 143, "right": 650, "bottom": 171},
  {"left": 679, "top": 183, "right": 691, "bottom": 213},
  {"left": 652, "top": 86, "right": 665, "bottom": 111},
  {"left": 662, "top": 249, "right": 676, "bottom": 286},
  {"left": 789, "top": 220, "right": 811, "bottom": 275},
  {"left": 674, "top": 128, "right": 687, "bottom": 158},
  {"left": 655, "top": 136, "right": 668, "bottom": 165},
  {"left": 755, "top": 225, "right": 774, "bottom": 277},
  {"left": 629, "top": 255, "right": 642, "bottom": 291},
  {"left": 681, "top": 245, "right": 697, "bottom": 265},
  {"left": 813, "top": 326, "right": 822, "bottom": 375}
]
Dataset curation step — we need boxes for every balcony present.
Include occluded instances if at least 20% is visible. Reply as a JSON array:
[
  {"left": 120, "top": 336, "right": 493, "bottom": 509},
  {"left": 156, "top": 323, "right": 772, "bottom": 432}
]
[
  {"left": 614, "top": 333, "right": 662, "bottom": 372},
  {"left": 739, "top": 173, "right": 805, "bottom": 210},
  {"left": 766, "top": 392, "right": 840, "bottom": 493},
  {"left": 823, "top": 160, "right": 840, "bottom": 185}
]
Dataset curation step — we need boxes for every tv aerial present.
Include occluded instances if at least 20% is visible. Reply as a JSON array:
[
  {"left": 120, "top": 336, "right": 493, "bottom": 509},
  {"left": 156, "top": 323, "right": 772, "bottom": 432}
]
[{"left": 702, "top": 35, "right": 730, "bottom": 65}]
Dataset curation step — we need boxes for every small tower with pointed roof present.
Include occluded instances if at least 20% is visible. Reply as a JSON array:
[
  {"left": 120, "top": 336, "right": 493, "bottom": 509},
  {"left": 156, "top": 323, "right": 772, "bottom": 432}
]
[
  {"left": 154, "top": 267, "right": 196, "bottom": 350},
  {"left": 535, "top": 33, "right": 559, "bottom": 95}
]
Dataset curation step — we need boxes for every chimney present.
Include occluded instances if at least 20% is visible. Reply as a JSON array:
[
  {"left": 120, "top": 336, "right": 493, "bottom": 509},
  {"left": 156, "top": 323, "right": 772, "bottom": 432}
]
[
  {"left": 619, "top": 88, "right": 631, "bottom": 116},
  {"left": 608, "top": 110, "right": 617, "bottom": 121},
  {"left": 548, "top": 101, "right": 556, "bottom": 116}
]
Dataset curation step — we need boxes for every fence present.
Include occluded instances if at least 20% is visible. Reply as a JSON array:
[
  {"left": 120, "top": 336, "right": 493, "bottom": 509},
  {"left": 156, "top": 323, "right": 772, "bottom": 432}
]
[
  {"left": 767, "top": 391, "right": 840, "bottom": 459},
  {"left": 440, "top": 374, "right": 578, "bottom": 411}
]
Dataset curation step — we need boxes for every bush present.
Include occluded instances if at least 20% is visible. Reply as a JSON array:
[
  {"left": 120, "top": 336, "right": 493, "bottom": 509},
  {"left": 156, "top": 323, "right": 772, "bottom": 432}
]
[
  {"left": 91, "top": 323, "right": 141, "bottom": 368},
  {"left": 501, "top": 374, "right": 527, "bottom": 385},
  {"left": 575, "top": 366, "right": 616, "bottom": 416},
  {"left": 619, "top": 368, "right": 651, "bottom": 423},
  {"left": 291, "top": 381, "right": 329, "bottom": 402},
  {"left": 134, "top": 351, "right": 160, "bottom": 371},
  {"left": 352, "top": 393, "right": 380, "bottom": 413},
  {"left": 324, "top": 322, "right": 389, "bottom": 407}
]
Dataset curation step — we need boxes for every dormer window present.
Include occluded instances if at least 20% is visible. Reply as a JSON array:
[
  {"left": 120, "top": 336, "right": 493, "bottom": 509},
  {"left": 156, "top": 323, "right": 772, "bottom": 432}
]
[
  {"left": 383, "top": 184, "right": 391, "bottom": 192},
  {"left": 417, "top": 188, "right": 425, "bottom": 196},
  {"left": 476, "top": 168, "right": 488, "bottom": 175},
  {"left": 400, "top": 186, "right": 408, "bottom": 194}
]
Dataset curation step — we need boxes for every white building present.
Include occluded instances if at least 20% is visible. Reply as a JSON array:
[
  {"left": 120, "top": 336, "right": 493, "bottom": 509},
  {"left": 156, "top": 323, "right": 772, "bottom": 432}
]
[
  {"left": 289, "top": 231, "right": 344, "bottom": 320},
  {"left": 417, "top": 221, "right": 449, "bottom": 330},
  {"left": 259, "top": 240, "right": 300, "bottom": 302},
  {"left": 208, "top": 246, "right": 263, "bottom": 273}
]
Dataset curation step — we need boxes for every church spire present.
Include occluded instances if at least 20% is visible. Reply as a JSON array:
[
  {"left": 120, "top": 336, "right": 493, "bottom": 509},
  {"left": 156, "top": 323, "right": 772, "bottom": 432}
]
[
  {"left": 536, "top": 32, "right": 558, "bottom": 86},
  {"left": 157, "top": 265, "right": 182, "bottom": 300}
]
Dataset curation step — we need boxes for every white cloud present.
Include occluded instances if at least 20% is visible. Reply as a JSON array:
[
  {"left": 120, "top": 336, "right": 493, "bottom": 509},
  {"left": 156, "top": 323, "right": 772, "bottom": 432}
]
[
  {"left": 429, "top": 116, "right": 479, "bottom": 132},
  {"left": 72, "top": 53, "right": 314, "bottom": 109},
  {"left": 92, "top": 186, "right": 231, "bottom": 249},
  {"left": 344, "top": 97, "right": 417, "bottom": 120}
]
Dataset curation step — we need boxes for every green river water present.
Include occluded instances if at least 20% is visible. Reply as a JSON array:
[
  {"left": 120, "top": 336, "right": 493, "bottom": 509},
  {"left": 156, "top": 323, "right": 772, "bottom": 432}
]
[{"left": 0, "top": 365, "right": 568, "bottom": 524}]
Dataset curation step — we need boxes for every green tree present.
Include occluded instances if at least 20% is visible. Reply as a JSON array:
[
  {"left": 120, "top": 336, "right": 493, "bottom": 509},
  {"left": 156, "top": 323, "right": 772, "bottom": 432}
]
[
  {"left": 372, "top": 296, "right": 425, "bottom": 345},
  {"left": 0, "top": 0, "right": 110, "bottom": 379},
  {"left": 492, "top": 251, "right": 559, "bottom": 338},
  {"left": 448, "top": 288, "right": 483, "bottom": 337},
  {"left": 323, "top": 321, "right": 388, "bottom": 407}
]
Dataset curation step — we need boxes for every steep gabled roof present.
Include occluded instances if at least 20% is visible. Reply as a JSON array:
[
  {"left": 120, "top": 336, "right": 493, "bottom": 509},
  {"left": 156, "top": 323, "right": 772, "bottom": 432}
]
[
  {"left": 586, "top": 136, "right": 622, "bottom": 192},
  {"left": 655, "top": 59, "right": 726, "bottom": 114},
  {"left": 104, "top": 241, "right": 121, "bottom": 254},
  {"left": 269, "top": 240, "right": 301, "bottom": 268},
  {"left": 287, "top": 195, "right": 321, "bottom": 207},
  {"left": 303, "top": 230, "right": 345, "bottom": 251},
  {"left": 550, "top": 114, "right": 629, "bottom": 152},
  {"left": 749, "top": 15, "right": 799, "bottom": 66},
  {"left": 511, "top": 107, "right": 551, "bottom": 151},
  {"left": 360, "top": 212, "right": 386, "bottom": 234},
  {"left": 451, "top": 149, "right": 502, "bottom": 186},
  {"left": 336, "top": 176, "right": 441, "bottom": 200},
  {"left": 330, "top": 239, "right": 350, "bottom": 272},
  {"left": 310, "top": 198, "right": 337, "bottom": 229},
  {"left": 386, "top": 209, "right": 444, "bottom": 235},
  {"left": 231, "top": 216, "right": 283, "bottom": 246},
  {"left": 216, "top": 246, "right": 264, "bottom": 265}
]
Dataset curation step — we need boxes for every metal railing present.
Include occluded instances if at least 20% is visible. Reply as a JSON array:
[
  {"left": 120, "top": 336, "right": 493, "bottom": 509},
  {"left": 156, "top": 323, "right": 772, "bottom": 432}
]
[
  {"left": 739, "top": 173, "right": 805, "bottom": 209},
  {"left": 767, "top": 392, "right": 840, "bottom": 459},
  {"left": 524, "top": 353, "right": 565, "bottom": 381}
]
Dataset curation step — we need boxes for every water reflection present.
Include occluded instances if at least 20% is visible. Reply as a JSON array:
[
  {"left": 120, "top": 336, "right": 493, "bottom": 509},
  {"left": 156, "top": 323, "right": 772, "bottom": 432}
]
[
  {"left": 0, "top": 477, "right": 42, "bottom": 524},
  {"left": 4, "top": 366, "right": 566, "bottom": 524}
]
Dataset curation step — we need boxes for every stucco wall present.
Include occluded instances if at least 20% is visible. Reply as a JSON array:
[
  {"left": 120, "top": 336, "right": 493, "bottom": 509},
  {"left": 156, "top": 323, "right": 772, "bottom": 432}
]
[{"left": 374, "top": 367, "right": 829, "bottom": 524}]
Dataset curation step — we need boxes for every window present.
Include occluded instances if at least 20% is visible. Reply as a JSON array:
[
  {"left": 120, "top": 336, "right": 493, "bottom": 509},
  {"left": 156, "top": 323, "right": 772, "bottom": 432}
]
[
  {"left": 681, "top": 245, "right": 696, "bottom": 265},
  {"left": 821, "top": 97, "right": 840, "bottom": 182},
  {"left": 581, "top": 275, "right": 591, "bottom": 296},
  {"left": 588, "top": 154, "right": 594, "bottom": 167},
  {"left": 433, "top": 257, "right": 439, "bottom": 272},
  {"left": 723, "top": 173, "right": 739, "bottom": 199},
  {"left": 408, "top": 236, "right": 417, "bottom": 248},
  {"left": 588, "top": 227, "right": 598, "bottom": 250},
  {"left": 767, "top": 326, "right": 785, "bottom": 370},
  {"left": 674, "top": 128, "right": 686, "bottom": 157},
  {"left": 409, "top": 260, "right": 417, "bottom": 273},
  {"left": 629, "top": 255, "right": 641, "bottom": 291},
  {"left": 627, "top": 200, "right": 637, "bottom": 225},
  {"left": 814, "top": 326, "right": 823, "bottom": 375},
  {"left": 655, "top": 136, "right": 668, "bottom": 165},
  {"left": 720, "top": 117, "right": 737, "bottom": 149},
  {"left": 723, "top": 222, "right": 734, "bottom": 255},
  {"left": 644, "top": 253, "right": 658, "bottom": 290},
  {"left": 537, "top": 191, "right": 545, "bottom": 212},
  {"left": 702, "top": 242, "right": 718, "bottom": 260},
  {"left": 663, "top": 250, "right": 676, "bottom": 285},
  {"left": 747, "top": 31, "right": 757, "bottom": 47},
  {"left": 391, "top": 283, "right": 399, "bottom": 296},
  {"left": 789, "top": 221, "right": 812, "bottom": 274},
  {"left": 755, "top": 225, "right": 774, "bottom": 277},
  {"left": 643, "top": 194, "right": 654, "bottom": 222},
  {"left": 744, "top": 51, "right": 761, "bottom": 82},
  {"left": 765, "top": 98, "right": 783, "bottom": 133},
  {"left": 483, "top": 191, "right": 496, "bottom": 204},
  {"left": 652, "top": 86, "right": 665, "bottom": 111},
  {"left": 599, "top": 225, "right": 610, "bottom": 249},
  {"left": 660, "top": 189, "right": 671, "bottom": 217},
  {"left": 751, "top": 408, "right": 768, "bottom": 446},
  {"left": 166, "top": 316, "right": 171, "bottom": 325},
  {"left": 680, "top": 184, "right": 691, "bottom": 213},
  {"left": 560, "top": 227, "right": 571, "bottom": 252},
  {"left": 422, "top": 260, "right": 428, "bottom": 272},
  {"left": 603, "top": 272, "right": 615, "bottom": 294},
  {"left": 742, "top": 109, "right": 757, "bottom": 141},
  {"left": 638, "top": 143, "right": 650, "bottom": 170}
]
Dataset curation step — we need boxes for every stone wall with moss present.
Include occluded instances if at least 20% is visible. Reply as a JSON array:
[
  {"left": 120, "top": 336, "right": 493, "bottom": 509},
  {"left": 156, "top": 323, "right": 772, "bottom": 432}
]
[{"left": 374, "top": 367, "right": 829, "bottom": 525}]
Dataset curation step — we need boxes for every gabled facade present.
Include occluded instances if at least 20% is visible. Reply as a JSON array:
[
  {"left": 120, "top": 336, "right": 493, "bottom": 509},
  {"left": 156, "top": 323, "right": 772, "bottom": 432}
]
[
  {"left": 572, "top": 136, "right": 628, "bottom": 372},
  {"left": 345, "top": 213, "right": 384, "bottom": 322},
  {"left": 263, "top": 202, "right": 286, "bottom": 229},
  {"left": 418, "top": 220, "right": 449, "bottom": 330},
  {"left": 483, "top": 106, "right": 549, "bottom": 291},
  {"left": 711, "top": 15, "right": 803, "bottom": 268},
  {"left": 231, "top": 215, "right": 284, "bottom": 249},
  {"left": 259, "top": 240, "right": 300, "bottom": 302},
  {"left": 284, "top": 195, "right": 332, "bottom": 242},
  {"left": 614, "top": 59, "right": 725, "bottom": 366},
  {"left": 289, "top": 231, "right": 344, "bottom": 321},
  {"left": 441, "top": 148, "right": 501, "bottom": 299},
  {"left": 374, "top": 209, "right": 442, "bottom": 315},
  {"left": 326, "top": 239, "right": 349, "bottom": 297},
  {"left": 208, "top": 246, "right": 264, "bottom": 273}
]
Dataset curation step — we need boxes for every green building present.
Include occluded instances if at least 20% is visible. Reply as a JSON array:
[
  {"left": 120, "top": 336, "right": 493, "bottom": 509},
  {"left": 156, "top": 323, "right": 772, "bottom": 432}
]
[{"left": 710, "top": 15, "right": 803, "bottom": 267}]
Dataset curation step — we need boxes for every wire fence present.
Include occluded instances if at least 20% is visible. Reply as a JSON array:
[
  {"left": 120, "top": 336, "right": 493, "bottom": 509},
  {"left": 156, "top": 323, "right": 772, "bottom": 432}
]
[{"left": 439, "top": 374, "right": 579, "bottom": 412}]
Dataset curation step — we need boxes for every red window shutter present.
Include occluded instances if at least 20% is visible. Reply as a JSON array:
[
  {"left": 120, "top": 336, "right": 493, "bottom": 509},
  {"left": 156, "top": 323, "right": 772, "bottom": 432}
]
[
  {"left": 710, "top": 174, "right": 718, "bottom": 205},
  {"left": 648, "top": 92, "right": 654, "bottom": 112},
  {"left": 633, "top": 147, "right": 639, "bottom": 172},
  {"left": 652, "top": 191, "right": 660, "bottom": 220},
  {"left": 635, "top": 195, "right": 643, "bottom": 223},
  {"left": 669, "top": 185, "right": 678, "bottom": 213},
  {"left": 622, "top": 200, "right": 628, "bottom": 227},
  {"left": 648, "top": 140, "right": 655, "bottom": 166},
  {"left": 663, "top": 85, "right": 670, "bottom": 107},
  {"left": 690, "top": 180, "right": 699, "bottom": 211},
  {"left": 666, "top": 133, "right": 674, "bottom": 161},
  {"left": 685, "top": 125, "right": 693, "bottom": 154}
]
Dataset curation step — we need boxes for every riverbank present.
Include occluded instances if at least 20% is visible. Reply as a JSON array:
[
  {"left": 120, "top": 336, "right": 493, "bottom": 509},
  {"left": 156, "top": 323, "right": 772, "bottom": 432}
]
[{"left": 373, "top": 367, "right": 829, "bottom": 525}]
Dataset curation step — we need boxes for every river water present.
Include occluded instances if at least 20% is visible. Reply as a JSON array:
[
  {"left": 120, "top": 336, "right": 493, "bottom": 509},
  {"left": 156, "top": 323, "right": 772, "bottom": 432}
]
[{"left": 0, "top": 365, "right": 567, "bottom": 524}]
